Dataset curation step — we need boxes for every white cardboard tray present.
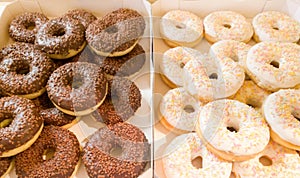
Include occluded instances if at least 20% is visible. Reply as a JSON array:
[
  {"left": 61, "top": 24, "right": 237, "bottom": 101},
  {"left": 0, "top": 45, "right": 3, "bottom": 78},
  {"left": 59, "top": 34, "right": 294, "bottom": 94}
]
[
  {"left": 0, "top": 0, "right": 153, "bottom": 177},
  {"left": 152, "top": 0, "right": 300, "bottom": 177}
]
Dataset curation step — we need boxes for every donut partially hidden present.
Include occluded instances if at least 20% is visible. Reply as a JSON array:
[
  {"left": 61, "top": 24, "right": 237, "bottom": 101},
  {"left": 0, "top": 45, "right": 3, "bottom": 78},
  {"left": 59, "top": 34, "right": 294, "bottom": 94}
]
[
  {"left": 47, "top": 62, "right": 108, "bottom": 116},
  {"left": 33, "top": 92, "right": 79, "bottom": 129},
  {"left": 86, "top": 8, "right": 146, "bottom": 57},
  {"left": 0, "top": 157, "right": 14, "bottom": 178},
  {"left": 82, "top": 122, "right": 150, "bottom": 178},
  {"left": 91, "top": 77, "right": 141, "bottom": 125},
  {"left": 35, "top": 17, "right": 86, "bottom": 59},
  {"left": 15, "top": 126, "right": 81, "bottom": 178},
  {"left": 0, "top": 96, "right": 44, "bottom": 157}
]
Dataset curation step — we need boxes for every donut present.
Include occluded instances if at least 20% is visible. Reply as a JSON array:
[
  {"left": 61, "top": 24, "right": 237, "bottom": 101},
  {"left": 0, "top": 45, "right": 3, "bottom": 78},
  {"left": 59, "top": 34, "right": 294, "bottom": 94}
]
[
  {"left": 35, "top": 17, "right": 86, "bottom": 59},
  {"left": 246, "top": 42, "right": 300, "bottom": 91},
  {"left": 0, "top": 42, "right": 55, "bottom": 99},
  {"left": 196, "top": 99, "right": 270, "bottom": 162},
  {"left": 233, "top": 80, "right": 270, "bottom": 111},
  {"left": 15, "top": 125, "right": 80, "bottom": 178},
  {"left": 203, "top": 11, "right": 253, "bottom": 43},
  {"left": 0, "top": 157, "right": 14, "bottom": 178},
  {"left": 9, "top": 12, "right": 48, "bottom": 43},
  {"left": 47, "top": 62, "right": 108, "bottom": 116},
  {"left": 82, "top": 122, "right": 150, "bottom": 178},
  {"left": 183, "top": 55, "right": 245, "bottom": 102},
  {"left": 160, "top": 10, "right": 203, "bottom": 47},
  {"left": 63, "top": 9, "right": 97, "bottom": 29},
  {"left": 33, "top": 92, "right": 79, "bottom": 129},
  {"left": 210, "top": 40, "right": 251, "bottom": 79},
  {"left": 93, "top": 43, "right": 146, "bottom": 78},
  {"left": 233, "top": 140, "right": 300, "bottom": 177},
  {"left": 163, "top": 133, "right": 232, "bottom": 178},
  {"left": 252, "top": 11, "right": 300, "bottom": 42},
  {"left": 86, "top": 8, "right": 146, "bottom": 57},
  {"left": 91, "top": 77, "right": 141, "bottom": 124},
  {"left": 0, "top": 96, "right": 44, "bottom": 157},
  {"left": 263, "top": 89, "right": 300, "bottom": 151},
  {"left": 159, "top": 87, "right": 204, "bottom": 133},
  {"left": 160, "top": 47, "right": 204, "bottom": 88}
]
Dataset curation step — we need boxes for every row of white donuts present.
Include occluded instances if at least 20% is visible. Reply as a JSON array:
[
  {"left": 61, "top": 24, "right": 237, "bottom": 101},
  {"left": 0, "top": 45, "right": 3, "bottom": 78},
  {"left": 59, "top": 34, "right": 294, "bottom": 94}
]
[
  {"left": 160, "top": 10, "right": 300, "bottom": 47},
  {"left": 160, "top": 40, "right": 300, "bottom": 101}
]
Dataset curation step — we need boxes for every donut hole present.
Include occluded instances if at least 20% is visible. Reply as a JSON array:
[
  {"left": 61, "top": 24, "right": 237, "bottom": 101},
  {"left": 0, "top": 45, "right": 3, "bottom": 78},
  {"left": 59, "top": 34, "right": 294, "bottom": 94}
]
[
  {"left": 272, "top": 24, "right": 280, "bottom": 31},
  {"left": 227, "top": 127, "right": 238, "bottom": 133},
  {"left": 180, "top": 62, "right": 185, "bottom": 68},
  {"left": 51, "top": 26, "right": 66, "bottom": 37},
  {"left": 270, "top": 60, "right": 280, "bottom": 68},
  {"left": 191, "top": 156, "right": 203, "bottom": 169},
  {"left": 297, "top": 151, "right": 299, "bottom": 157},
  {"left": 183, "top": 105, "right": 195, "bottom": 113},
  {"left": 292, "top": 111, "right": 300, "bottom": 122},
  {"left": 16, "top": 63, "right": 30, "bottom": 75},
  {"left": 175, "top": 23, "right": 186, "bottom": 29},
  {"left": 259, "top": 155, "right": 273, "bottom": 166},
  {"left": 25, "top": 22, "right": 36, "bottom": 30},
  {"left": 110, "top": 144, "right": 123, "bottom": 157},
  {"left": 209, "top": 73, "right": 218, "bottom": 80},
  {"left": 0, "top": 118, "right": 13, "bottom": 128},
  {"left": 105, "top": 25, "right": 118, "bottom": 34},
  {"left": 223, "top": 24, "right": 232, "bottom": 29},
  {"left": 42, "top": 147, "right": 56, "bottom": 161},
  {"left": 71, "top": 76, "right": 84, "bottom": 89}
]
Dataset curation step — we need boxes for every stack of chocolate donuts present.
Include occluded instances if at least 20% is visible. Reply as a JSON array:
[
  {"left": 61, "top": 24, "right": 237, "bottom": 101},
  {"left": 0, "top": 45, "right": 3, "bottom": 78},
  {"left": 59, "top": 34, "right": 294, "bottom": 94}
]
[
  {"left": 159, "top": 10, "right": 300, "bottom": 177},
  {"left": 0, "top": 8, "right": 149, "bottom": 178}
]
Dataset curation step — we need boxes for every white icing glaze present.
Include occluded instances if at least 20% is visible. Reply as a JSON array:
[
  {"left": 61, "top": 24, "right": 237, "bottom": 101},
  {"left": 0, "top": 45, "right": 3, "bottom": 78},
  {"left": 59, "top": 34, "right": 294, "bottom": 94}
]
[
  {"left": 160, "top": 10, "right": 203, "bottom": 44},
  {"left": 252, "top": 11, "right": 300, "bottom": 42},
  {"left": 198, "top": 99, "right": 270, "bottom": 156},
  {"left": 163, "top": 133, "right": 232, "bottom": 178},
  {"left": 160, "top": 47, "right": 204, "bottom": 86},
  {"left": 203, "top": 11, "right": 253, "bottom": 43},
  {"left": 263, "top": 89, "right": 300, "bottom": 146},
  {"left": 183, "top": 55, "right": 245, "bottom": 102},
  {"left": 160, "top": 87, "right": 204, "bottom": 132},
  {"left": 233, "top": 140, "right": 300, "bottom": 178},
  {"left": 246, "top": 42, "right": 300, "bottom": 91}
]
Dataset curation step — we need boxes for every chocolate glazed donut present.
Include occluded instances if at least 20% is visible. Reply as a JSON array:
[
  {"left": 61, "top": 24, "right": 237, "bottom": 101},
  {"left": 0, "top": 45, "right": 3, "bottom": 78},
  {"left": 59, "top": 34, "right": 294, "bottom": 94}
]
[
  {"left": 83, "top": 122, "right": 150, "bottom": 178},
  {"left": 35, "top": 17, "right": 86, "bottom": 59},
  {"left": 92, "top": 77, "right": 141, "bottom": 124},
  {"left": 86, "top": 8, "right": 146, "bottom": 57},
  {"left": 33, "top": 92, "right": 78, "bottom": 128},
  {"left": 47, "top": 62, "right": 108, "bottom": 116},
  {"left": 9, "top": 12, "right": 48, "bottom": 43},
  {"left": 15, "top": 126, "right": 80, "bottom": 178},
  {"left": 0, "top": 42, "right": 55, "bottom": 99},
  {"left": 0, "top": 96, "right": 43, "bottom": 157},
  {"left": 93, "top": 43, "right": 146, "bottom": 77}
]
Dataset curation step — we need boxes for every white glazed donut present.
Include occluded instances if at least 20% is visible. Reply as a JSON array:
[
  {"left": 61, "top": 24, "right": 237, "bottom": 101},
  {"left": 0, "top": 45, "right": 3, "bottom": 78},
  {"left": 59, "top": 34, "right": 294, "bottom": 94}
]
[
  {"left": 163, "top": 133, "right": 232, "bottom": 178},
  {"left": 159, "top": 87, "right": 204, "bottom": 133},
  {"left": 263, "top": 89, "right": 300, "bottom": 150},
  {"left": 252, "top": 11, "right": 300, "bottom": 43},
  {"left": 160, "top": 47, "right": 204, "bottom": 88},
  {"left": 210, "top": 40, "right": 251, "bottom": 78},
  {"left": 233, "top": 140, "right": 300, "bottom": 178},
  {"left": 246, "top": 42, "right": 300, "bottom": 91},
  {"left": 203, "top": 11, "right": 253, "bottom": 43},
  {"left": 233, "top": 80, "right": 270, "bottom": 110},
  {"left": 183, "top": 55, "right": 245, "bottom": 102},
  {"left": 196, "top": 99, "right": 270, "bottom": 162},
  {"left": 160, "top": 10, "right": 203, "bottom": 47}
]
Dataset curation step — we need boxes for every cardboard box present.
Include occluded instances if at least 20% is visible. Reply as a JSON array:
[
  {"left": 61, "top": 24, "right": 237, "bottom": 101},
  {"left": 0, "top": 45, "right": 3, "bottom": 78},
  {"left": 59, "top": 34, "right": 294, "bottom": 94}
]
[
  {"left": 0, "top": 0, "right": 153, "bottom": 177},
  {"left": 152, "top": 0, "right": 300, "bottom": 177}
]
